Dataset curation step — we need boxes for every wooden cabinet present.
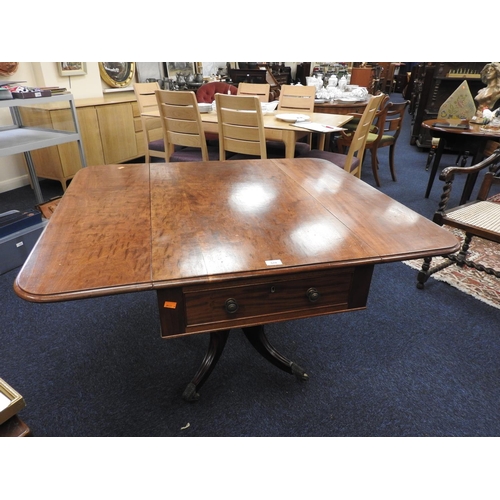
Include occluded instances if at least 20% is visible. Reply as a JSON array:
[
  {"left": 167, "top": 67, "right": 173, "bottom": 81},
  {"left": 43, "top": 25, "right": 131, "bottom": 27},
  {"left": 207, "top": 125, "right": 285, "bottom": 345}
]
[
  {"left": 20, "top": 93, "right": 145, "bottom": 190},
  {"left": 350, "top": 67, "right": 373, "bottom": 88},
  {"left": 18, "top": 104, "right": 85, "bottom": 189},
  {"left": 96, "top": 101, "right": 140, "bottom": 163},
  {"left": 408, "top": 62, "right": 487, "bottom": 148}
]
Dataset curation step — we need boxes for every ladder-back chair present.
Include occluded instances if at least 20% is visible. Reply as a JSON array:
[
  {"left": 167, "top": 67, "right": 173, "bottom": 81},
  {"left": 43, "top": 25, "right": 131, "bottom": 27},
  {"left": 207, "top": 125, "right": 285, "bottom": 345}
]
[
  {"left": 155, "top": 90, "right": 220, "bottom": 162},
  {"left": 300, "top": 93, "right": 387, "bottom": 179},
  {"left": 215, "top": 94, "right": 267, "bottom": 160},
  {"left": 134, "top": 82, "right": 165, "bottom": 162},
  {"left": 237, "top": 83, "right": 271, "bottom": 102}
]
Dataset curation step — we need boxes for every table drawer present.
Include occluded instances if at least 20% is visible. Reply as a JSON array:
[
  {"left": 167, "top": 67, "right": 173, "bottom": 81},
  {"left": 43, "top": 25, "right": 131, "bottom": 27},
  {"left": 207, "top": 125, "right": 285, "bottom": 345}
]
[
  {"left": 186, "top": 270, "right": 352, "bottom": 325},
  {"left": 157, "top": 266, "right": 374, "bottom": 338}
]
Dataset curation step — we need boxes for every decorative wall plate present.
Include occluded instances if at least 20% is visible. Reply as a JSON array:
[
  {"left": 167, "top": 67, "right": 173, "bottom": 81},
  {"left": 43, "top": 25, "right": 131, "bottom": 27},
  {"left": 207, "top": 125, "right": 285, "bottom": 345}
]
[
  {"left": 0, "top": 62, "right": 19, "bottom": 76},
  {"left": 99, "top": 62, "right": 135, "bottom": 88}
]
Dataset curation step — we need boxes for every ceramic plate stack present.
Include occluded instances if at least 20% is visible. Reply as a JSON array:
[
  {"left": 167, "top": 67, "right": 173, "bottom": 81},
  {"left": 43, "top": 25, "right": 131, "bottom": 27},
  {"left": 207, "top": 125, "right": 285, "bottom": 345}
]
[
  {"left": 261, "top": 101, "right": 279, "bottom": 114},
  {"left": 198, "top": 102, "right": 212, "bottom": 113},
  {"left": 275, "top": 113, "right": 310, "bottom": 123}
]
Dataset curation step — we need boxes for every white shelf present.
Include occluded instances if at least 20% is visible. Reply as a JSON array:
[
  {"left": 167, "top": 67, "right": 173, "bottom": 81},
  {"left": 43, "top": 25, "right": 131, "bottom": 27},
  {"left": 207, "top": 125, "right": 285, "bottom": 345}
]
[
  {"left": 0, "top": 127, "right": 81, "bottom": 156},
  {"left": 0, "top": 93, "right": 86, "bottom": 204},
  {"left": 0, "top": 93, "right": 74, "bottom": 108}
]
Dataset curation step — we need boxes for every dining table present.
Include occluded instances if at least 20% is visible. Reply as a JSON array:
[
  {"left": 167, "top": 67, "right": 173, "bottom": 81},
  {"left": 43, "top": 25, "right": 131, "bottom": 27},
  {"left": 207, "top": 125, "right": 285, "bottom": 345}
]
[
  {"left": 422, "top": 118, "right": 500, "bottom": 204},
  {"left": 143, "top": 107, "right": 353, "bottom": 158},
  {"left": 14, "top": 157, "right": 459, "bottom": 402},
  {"left": 313, "top": 99, "right": 369, "bottom": 116}
]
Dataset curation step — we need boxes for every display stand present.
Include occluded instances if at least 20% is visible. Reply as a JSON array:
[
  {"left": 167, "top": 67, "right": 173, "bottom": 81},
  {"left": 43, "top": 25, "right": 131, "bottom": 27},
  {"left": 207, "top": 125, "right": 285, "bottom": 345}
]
[{"left": 0, "top": 93, "right": 87, "bottom": 204}]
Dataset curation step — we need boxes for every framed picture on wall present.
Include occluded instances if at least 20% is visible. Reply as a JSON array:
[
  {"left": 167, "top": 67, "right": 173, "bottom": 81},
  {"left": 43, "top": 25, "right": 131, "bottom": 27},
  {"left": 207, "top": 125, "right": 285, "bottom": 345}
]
[
  {"left": 166, "top": 62, "right": 195, "bottom": 78},
  {"left": 135, "top": 62, "right": 165, "bottom": 83},
  {"left": 58, "top": 62, "right": 87, "bottom": 76}
]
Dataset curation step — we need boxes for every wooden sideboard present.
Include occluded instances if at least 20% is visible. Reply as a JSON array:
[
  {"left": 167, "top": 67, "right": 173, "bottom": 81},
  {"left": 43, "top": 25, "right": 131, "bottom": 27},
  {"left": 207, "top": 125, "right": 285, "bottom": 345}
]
[{"left": 19, "top": 92, "right": 154, "bottom": 190}]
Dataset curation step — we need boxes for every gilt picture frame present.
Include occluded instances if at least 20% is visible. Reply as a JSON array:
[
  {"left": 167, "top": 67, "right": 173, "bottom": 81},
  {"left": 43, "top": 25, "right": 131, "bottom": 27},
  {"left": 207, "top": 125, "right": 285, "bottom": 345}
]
[
  {"left": 58, "top": 62, "right": 87, "bottom": 76},
  {"left": 98, "top": 62, "right": 135, "bottom": 88}
]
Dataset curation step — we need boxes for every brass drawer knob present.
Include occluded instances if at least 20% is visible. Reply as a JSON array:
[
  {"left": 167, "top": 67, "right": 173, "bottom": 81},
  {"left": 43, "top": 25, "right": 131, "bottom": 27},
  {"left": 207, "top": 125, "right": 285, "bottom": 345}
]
[
  {"left": 306, "top": 287, "right": 321, "bottom": 303},
  {"left": 225, "top": 298, "right": 239, "bottom": 314}
]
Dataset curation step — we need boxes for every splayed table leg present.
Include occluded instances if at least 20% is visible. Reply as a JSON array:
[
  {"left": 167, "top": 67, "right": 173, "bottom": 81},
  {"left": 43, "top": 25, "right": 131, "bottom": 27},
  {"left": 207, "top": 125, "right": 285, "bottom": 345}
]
[
  {"left": 182, "top": 330, "right": 230, "bottom": 401},
  {"left": 243, "top": 325, "right": 309, "bottom": 381}
]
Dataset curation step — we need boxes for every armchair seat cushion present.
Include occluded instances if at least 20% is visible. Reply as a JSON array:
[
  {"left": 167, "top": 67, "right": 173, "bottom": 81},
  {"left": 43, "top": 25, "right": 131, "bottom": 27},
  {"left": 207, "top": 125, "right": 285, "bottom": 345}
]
[
  {"left": 378, "top": 134, "right": 396, "bottom": 147},
  {"left": 266, "top": 140, "right": 311, "bottom": 157},
  {"left": 170, "top": 146, "right": 221, "bottom": 162},
  {"left": 225, "top": 141, "right": 312, "bottom": 160},
  {"left": 149, "top": 139, "right": 165, "bottom": 152},
  {"left": 226, "top": 153, "right": 260, "bottom": 160}
]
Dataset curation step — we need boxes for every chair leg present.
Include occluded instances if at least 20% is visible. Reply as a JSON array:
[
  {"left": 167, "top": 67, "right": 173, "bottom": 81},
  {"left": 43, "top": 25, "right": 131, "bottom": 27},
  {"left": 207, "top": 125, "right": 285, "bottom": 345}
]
[
  {"left": 425, "top": 146, "right": 436, "bottom": 171},
  {"left": 454, "top": 232, "right": 472, "bottom": 267},
  {"left": 447, "top": 233, "right": 500, "bottom": 278},
  {"left": 416, "top": 254, "right": 455, "bottom": 289},
  {"left": 371, "top": 149, "right": 381, "bottom": 187},
  {"left": 417, "top": 255, "right": 433, "bottom": 289},
  {"left": 389, "top": 145, "right": 397, "bottom": 182},
  {"left": 460, "top": 151, "right": 469, "bottom": 167}
]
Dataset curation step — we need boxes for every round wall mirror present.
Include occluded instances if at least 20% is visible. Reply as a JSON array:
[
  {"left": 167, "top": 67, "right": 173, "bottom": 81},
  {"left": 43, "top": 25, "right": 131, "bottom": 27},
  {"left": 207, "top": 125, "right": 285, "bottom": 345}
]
[{"left": 99, "top": 62, "right": 135, "bottom": 88}]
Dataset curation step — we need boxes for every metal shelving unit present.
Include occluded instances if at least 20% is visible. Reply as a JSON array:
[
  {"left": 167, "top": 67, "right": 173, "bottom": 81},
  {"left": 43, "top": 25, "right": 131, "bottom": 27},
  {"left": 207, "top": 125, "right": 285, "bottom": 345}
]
[{"left": 0, "top": 93, "right": 87, "bottom": 204}]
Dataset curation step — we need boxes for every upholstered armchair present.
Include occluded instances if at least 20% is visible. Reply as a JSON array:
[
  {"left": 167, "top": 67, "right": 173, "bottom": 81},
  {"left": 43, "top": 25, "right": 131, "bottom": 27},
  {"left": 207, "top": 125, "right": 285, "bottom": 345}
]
[
  {"left": 196, "top": 82, "right": 238, "bottom": 103},
  {"left": 195, "top": 82, "right": 238, "bottom": 143}
]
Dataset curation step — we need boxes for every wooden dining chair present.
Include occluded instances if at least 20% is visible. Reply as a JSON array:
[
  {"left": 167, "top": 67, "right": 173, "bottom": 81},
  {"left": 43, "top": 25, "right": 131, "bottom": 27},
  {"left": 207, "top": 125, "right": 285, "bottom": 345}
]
[
  {"left": 133, "top": 82, "right": 165, "bottom": 162},
  {"left": 155, "top": 89, "right": 220, "bottom": 162},
  {"left": 299, "top": 93, "right": 386, "bottom": 180},
  {"left": 263, "top": 84, "right": 317, "bottom": 157},
  {"left": 215, "top": 93, "right": 267, "bottom": 160},
  {"left": 368, "top": 100, "right": 410, "bottom": 186},
  {"left": 237, "top": 82, "right": 271, "bottom": 102},
  {"left": 277, "top": 84, "right": 316, "bottom": 112},
  {"left": 338, "top": 97, "right": 409, "bottom": 186}
]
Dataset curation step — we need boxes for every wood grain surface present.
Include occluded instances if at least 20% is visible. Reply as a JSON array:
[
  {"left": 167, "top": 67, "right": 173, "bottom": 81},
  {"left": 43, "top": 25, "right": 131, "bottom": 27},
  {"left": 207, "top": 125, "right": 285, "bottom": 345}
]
[{"left": 15, "top": 158, "right": 460, "bottom": 303}]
